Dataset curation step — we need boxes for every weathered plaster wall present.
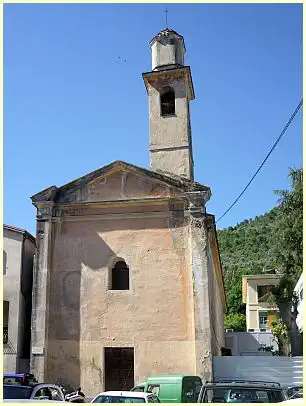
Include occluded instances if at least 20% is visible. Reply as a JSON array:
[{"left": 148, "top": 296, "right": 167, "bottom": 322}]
[
  {"left": 31, "top": 218, "right": 53, "bottom": 380},
  {"left": 3, "top": 229, "right": 23, "bottom": 372},
  {"left": 45, "top": 212, "right": 196, "bottom": 395},
  {"left": 147, "top": 76, "right": 193, "bottom": 179},
  {"left": 207, "top": 241, "right": 224, "bottom": 355},
  {"left": 150, "top": 149, "right": 193, "bottom": 184},
  {"left": 31, "top": 170, "right": 224, "bottom": 394},
  {"left": 151, "top": 34, "right": 184, "bottom": 70},
  {"left": 56, "top": 170, "right": 179, "bottom": 205},
  {"left": 189, "top": 215, "right": 213, "bottom": 381}
]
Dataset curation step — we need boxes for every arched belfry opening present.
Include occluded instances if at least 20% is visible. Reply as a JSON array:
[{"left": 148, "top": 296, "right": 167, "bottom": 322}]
[
  {"left": 111, "top": 260, "right": 129, "bottom": 290},
  {"left": 160, "top": 86, "right": 175, "bottom": 116}
]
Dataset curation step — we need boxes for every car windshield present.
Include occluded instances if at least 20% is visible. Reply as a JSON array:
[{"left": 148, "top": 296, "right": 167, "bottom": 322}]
[
  {"left": 131, "top": 387, "right": 145, "bottom": 392},
  {"left": 3, "top": 385, "right": 33, "bottom": 399},
  {"left": 202, "top": 387, "right": 285, "bottom": 403},
  {"left": 93, "top": 395, "right": 146, "bottom": 403}
]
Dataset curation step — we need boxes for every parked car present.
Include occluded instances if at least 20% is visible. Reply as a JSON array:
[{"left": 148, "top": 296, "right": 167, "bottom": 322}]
[
  {"left": 3, "top": 374, "right": 38, "bottom": 386},
  {"left": 3, "top": 384, "right": 65, "bottom": 401},
  {"left": 131, "top": 375, "right": 202, "bottom": 402},
  {"left": 91, "top": 391, "right": 160, "bottom": 403},
  {"left": 197, "top": 380, "right": 287, "bottom": 403}
]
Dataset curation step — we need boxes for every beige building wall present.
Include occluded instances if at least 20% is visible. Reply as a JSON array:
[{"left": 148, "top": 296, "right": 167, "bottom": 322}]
[
  {"left": 3, "top": 229, "right": 23, "bottom": 372},
  {"left": 147, "top": 75, "right": 193, "bottom": 180},
  {"left": 243, "top": 275, "right": 280, "bottom": 331},
  {"left": 207, "top": 237, "right": 225, "bottom": 355},
  {"left": 44, "top": 211, "right": 196, "bottom": 395},
  {"left": 3, "top": 226, "right": 36, "bottom": 373},
  {"left": 29, "top": 164, "right": 226, "bottom": 396}
]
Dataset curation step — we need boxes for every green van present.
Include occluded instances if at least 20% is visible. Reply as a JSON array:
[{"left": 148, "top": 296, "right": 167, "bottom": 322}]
[{"left": 131, "top": 375, "right": 203, "bottom": 403}]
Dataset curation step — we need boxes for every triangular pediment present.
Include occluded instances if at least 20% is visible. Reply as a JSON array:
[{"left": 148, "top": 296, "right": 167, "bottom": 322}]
[{"left": 31, "top": 161, "right": 210, "bottom": 204}]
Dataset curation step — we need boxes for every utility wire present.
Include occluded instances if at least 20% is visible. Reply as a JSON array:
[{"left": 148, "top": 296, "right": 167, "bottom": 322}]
[{"left": 216, "top": 99, "right": 303, "bottom": 224}]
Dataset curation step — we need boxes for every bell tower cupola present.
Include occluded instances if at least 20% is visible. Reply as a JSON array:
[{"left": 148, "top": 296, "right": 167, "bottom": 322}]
[
  {"left": 143, "top": 28, "right": 195, "bottom": 180},
  {"left": 150, "top": 28, "right": 185, "bottom": 71}
]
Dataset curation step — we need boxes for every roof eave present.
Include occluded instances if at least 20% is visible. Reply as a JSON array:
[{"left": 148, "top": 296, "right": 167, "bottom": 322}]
[{"left": 142, "top": 66, "right": 195, "bottom": 100}]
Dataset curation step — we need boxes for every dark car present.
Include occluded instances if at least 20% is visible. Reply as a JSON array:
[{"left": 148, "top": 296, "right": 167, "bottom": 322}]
[
  {"left": 197, "top": 380, "right": 287, "bottom": 403},
  {"left": 3, "top": 383, "right": 65, "bottom": 401},
  {"left": 3, "top": 374, "right": 38, "bottom": 386}
]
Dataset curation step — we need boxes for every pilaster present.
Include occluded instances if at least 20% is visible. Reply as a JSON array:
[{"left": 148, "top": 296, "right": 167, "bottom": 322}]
[
  {"left": 186, "top": 192, "right": 213, "bottom": 381},
  {"left": 30, "top": 201, "right": 54, "bottom": 381}
]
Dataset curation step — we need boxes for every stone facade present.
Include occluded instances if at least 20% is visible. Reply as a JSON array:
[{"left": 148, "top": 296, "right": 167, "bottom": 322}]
[
  {"left": 3, "top": 225, "right": 36, "bottom": 373},
  {"left": 30, "top": 28, "right": 226, "bottom": 397},
  {"left": 30, "top": 163, "right": 226, "bottom": 395}
]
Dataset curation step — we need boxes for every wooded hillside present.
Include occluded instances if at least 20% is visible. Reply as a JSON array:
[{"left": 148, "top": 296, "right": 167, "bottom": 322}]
[
  {"left": 217, "top": 207, "right": 281, "bottom": 314},
  {"left": 217, "top": 168, "right": 303, "bottom": 319}
]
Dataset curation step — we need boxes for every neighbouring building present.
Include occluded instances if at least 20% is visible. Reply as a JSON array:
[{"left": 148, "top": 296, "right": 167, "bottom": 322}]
[
  {"left": 30, "top": 28, "right": 227, "bottom": 396},
  {"left": 3, "top": 224, "right": 36, "bottom": 373},
  {"left": 242, "top": 274, "right": 281, "bottom": 331},
  {"left": 294, "top": 274, "right": 303, "bottom": 333}
]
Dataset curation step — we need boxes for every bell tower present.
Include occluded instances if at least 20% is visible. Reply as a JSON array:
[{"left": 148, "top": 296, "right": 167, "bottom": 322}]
[{"left": 143, "top": 28, "right": 195, "bottom": 180}]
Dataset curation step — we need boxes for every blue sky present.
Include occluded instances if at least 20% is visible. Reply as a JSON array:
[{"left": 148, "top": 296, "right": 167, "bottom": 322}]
[{"left": 4, "top": 3, "right": 302, "bottom": 236}]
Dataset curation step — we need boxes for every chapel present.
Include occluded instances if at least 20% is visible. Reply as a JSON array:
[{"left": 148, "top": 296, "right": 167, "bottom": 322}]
[{"left": 30, "top": 27, "right": 226, "bottom": 396}]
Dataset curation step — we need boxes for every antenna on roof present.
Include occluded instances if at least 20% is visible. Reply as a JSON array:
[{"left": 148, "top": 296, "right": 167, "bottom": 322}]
[{"left": 164, "top": 8, "right": 169, "bottom": 28}]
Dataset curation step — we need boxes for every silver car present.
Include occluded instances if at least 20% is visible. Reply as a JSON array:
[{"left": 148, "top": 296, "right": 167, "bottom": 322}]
[{"left": 3, "top": 384, "right": 65, "bottom": 401}]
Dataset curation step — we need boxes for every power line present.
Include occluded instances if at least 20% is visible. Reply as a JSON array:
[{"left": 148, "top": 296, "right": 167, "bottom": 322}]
[{"left": 216, "top": 99, "right": 303, "bottom": 224}]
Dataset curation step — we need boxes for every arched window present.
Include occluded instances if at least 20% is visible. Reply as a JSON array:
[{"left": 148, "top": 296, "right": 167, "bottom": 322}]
[
  {"left": 111, "top": 260, "right": 129, "bottom": 290},
  {"left": 160, "top": 87, "right": 175, "bottom": 116}
]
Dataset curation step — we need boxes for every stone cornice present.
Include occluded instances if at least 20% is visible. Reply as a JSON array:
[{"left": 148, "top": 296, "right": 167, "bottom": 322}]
[
  {"left": 142, "top": 66, "right": 195, "bottom": 100},
  {"left": 34, "top": 196, "right": 188, "bottom": 220},
  {"left": 31, "top": 186, "right": 57, "bottom": 203},
  {"left": 51, "top": 211, "right": 172, "bottom": 222},
  {"left": 185, "top": 191, "right": 211, "bottom": 215}
]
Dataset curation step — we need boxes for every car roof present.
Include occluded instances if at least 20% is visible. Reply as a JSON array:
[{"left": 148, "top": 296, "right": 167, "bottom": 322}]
[
  {"left": 146, "top": 375, "right": 201, "bottom": 384},
  {"left": 4, "top": 374, "right": 27, "bottom": 377},
  {"left": 4, "top": 383, "right": 61, "bottom": 389},
  {"left": 96, "top": 391, "right": 154, "bottom": 398},
  {"left": 148, "top": 375, "right": 199, "bottom": 380},
  {"left": 203, "top": 382, "right": 283, "bottom": 389}
]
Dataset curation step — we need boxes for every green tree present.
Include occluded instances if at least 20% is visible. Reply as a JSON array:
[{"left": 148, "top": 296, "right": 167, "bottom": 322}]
[
  {"left": 269, "top": 168, "right": 303, "bottom": 355},
  {"left": 217, "top": 167, "right": 303, "bottom": 354},
  {"left": 272, "top": 168, "right": 303, "bottom": 278},
  {"left": 224, "top": 313, "right": 246, "bottom": 332},
  {"left": 271, "top": 319, "right": 290, "bottom": 356}
]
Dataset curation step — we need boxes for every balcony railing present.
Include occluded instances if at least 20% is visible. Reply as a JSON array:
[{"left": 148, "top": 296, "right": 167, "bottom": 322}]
[{"left": 3, "top": 326, "right": 8, "bottom": 344}]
